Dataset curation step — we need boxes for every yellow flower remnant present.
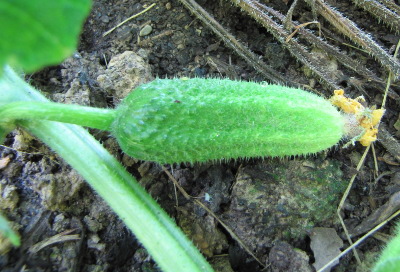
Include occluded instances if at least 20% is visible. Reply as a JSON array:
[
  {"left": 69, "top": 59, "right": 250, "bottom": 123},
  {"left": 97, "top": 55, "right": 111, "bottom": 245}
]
[{"left": 330, "top": 89, "right": 385, "bottom": 146}]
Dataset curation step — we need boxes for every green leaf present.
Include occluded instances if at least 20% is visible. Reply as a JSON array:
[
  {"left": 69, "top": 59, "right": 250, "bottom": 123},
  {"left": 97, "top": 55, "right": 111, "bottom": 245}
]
[
  {"left": 0, "top": 213, "right": 20, "bottom": 247},
  {"left": 0, "top": 0, "right": 91, "bottom": 73}
]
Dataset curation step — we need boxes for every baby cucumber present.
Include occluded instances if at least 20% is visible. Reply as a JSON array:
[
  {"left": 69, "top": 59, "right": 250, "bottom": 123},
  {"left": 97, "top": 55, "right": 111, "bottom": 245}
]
[
  {"left": 0, "top": 78, "right": 345, "bottom": 163},
  {"left": 113, "top": 78, "right": 344, "bottom": 163}
]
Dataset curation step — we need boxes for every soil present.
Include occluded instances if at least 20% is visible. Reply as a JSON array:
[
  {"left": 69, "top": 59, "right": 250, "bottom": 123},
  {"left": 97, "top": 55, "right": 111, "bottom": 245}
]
[{"left": 1, "top": 0, "right": 400, "bottom": 271}]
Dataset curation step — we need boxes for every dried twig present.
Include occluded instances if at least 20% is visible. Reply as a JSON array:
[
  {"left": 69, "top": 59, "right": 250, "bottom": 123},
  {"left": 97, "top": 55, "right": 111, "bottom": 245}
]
[
  {"left": 377, "top": 0, "right": 400, "bottom": 15},
  {"left": 304, "top": 0, "right": 400, "bottom": 78},
  {"left": 336, "top": 146, "right": 371, "bottom": 264},
  {"left": 350, "top": 191, "right": 400, "bottom": 237},
  {"left": 103, "top": 3, "right": 157, "bottom": 37},
  {"left": 318, "top": 209, "right": 400, "bottom": 272},
  {"left": 138, "top": 30, "right": 174, "bottom": 46},
  {"left": 260, "top": 4, "right": 382, "bottom": 83},
  {"left": 285, "top": 21, "right": 320, "bottom": 42},
  {"left": 379, "top": 124, "right": 400, "bottom": 162},
  {"left": 29, "top": 229, "right": 80, "bottom": 254},
  {"left": 352, "top": 0, "right": 400, "bottom": 33},
  {"left": 260, "top": 3, "right": 400, "bottom": 100},
  {"left": 178, "top": 0, "right": 290, "bottom": 85},
  {"left": 230, "top": 0, "right": 339, "bottom": 90}
]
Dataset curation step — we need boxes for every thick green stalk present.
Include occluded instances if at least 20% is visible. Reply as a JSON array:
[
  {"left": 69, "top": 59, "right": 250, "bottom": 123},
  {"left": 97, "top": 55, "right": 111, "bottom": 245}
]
[
  {"left": 0, "top": 101, "right": 116, "bottom": 130},
  {"left": 0, "top": 66, "right": 213, "bottom": 272}
]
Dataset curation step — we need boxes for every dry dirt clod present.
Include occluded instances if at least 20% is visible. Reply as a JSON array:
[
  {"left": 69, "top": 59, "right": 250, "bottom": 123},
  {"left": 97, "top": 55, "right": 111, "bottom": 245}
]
[
  {"left": 96, "top": 51, "right": 153, "bottom": 103},
  {"left": 177, "top": 205, "right": 229, "bottom": 258},
  {"left": 268, "top": 241, "right": 313, "bottom": 272}
]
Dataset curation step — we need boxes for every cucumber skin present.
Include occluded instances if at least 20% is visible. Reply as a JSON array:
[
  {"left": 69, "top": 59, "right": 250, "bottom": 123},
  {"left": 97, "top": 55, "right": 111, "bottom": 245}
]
[
  {"left": 373, "top": 222, "right": 400, "bottom": 272},
  {"left": 112, "top": 78, "right": 344, "bottom": 164}
]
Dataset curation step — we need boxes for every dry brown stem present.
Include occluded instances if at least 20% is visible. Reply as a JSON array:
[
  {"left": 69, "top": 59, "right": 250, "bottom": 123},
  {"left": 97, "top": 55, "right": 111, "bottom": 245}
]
[
  {"left": 352, "top": 0, "right": 400, "bottom": 33},
  {"left": 304, "top": 0, "right": 400, "bottom": 78},
  {"left": 177, "top": 0, "right": 290, "bottom": 85}
]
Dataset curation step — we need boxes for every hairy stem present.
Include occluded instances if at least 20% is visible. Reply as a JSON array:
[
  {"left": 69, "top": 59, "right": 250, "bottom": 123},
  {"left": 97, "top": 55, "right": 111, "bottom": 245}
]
[
  {"left": 304, "top": 0, "right": 400, "bottom": 78},
  {"left": 230, "top": 0, "right": 339, "bottom": 90},
  {"left": 353, "top": 0, "right": 400, "bottom": 33}
]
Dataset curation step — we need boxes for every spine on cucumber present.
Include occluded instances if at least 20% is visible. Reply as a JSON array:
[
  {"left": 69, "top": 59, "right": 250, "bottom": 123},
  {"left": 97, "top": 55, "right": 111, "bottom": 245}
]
[{"left": 113, "top": 78, "right": 345, "bottom": 164}]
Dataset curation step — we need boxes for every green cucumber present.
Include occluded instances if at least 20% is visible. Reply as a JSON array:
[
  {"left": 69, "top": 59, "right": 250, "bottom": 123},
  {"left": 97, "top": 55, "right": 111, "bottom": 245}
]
[
  {"left": 113, "top": 78, "right": 344, "bottom": 163},
  {"left": 0, "top": 78, "right": 345, "bottom": 164},
  {"left": 373, "top": 222, "right": 400, "bottom": 272}
]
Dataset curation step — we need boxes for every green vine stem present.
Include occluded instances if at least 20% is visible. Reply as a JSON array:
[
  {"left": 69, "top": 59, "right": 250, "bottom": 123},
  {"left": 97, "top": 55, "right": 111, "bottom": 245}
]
[
  {"left": 0, "top": 66, "right": 214, "bottom": 272},
  {"left": 0, "top": 101, "right": 116, "bottom": 130}
]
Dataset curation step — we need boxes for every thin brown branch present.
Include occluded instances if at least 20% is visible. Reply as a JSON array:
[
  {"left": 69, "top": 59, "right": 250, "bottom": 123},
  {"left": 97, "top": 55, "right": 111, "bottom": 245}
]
[
  {"left": 304, "top": 0, "right": 400, "bottom": 78},
  {"left": 177, "top": 0, "right": 290, "bottom": 85},
  {"left": 230, "top": 0, "right": 340, "bottom": 90},
  {"left": 259, "top": 3, "right": 400, "bottom": 100},
  {"left": 377, "top": 0, "right": 400, "bottom": 16},
  {"left": 260, "top": 4, "right": 382, "bottom": 83},
  {"left": 352, "top": 0, "right": 400, "bottom": 33},
  {"left": 283, "top": 0, "right": 299, "bottom": 30},
  {"left": 379, "top": 124, "right": 400, "bottom": 162}
]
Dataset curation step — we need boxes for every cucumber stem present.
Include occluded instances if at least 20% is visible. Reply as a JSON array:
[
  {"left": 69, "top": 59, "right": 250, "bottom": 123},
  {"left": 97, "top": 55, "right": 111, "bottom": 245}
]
[{"left": 0, "top": 101, "right": 116, "bottom": 131}]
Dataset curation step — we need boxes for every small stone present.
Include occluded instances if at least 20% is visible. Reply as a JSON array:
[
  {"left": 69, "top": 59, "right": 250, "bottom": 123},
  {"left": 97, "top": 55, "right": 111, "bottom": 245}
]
[
  {"left": 96, "top": 51, "right": 153, "bottom": 102},
  {"left": 310, "top": 227, "right": 342, "bottom": 271},
  {"left": 87, "top": 234, "right": 105, "bottom": 251},
  {"left": 139, "top": 25, "right": 152, "bottom": 36},
  {"left": 0, "top": 156, "right": 11, "bottom": 170},
  {"left": 100, "top": 15, "right": 110, "bottom": 23},
  {"left": 166, "top": 2, "right": 172, "bottom": 10},
  {"left": 84, "top": 215, "right": 103, "bottom": 232}
]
